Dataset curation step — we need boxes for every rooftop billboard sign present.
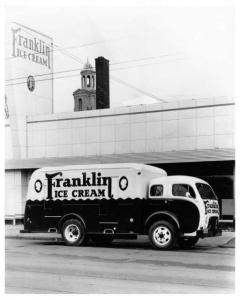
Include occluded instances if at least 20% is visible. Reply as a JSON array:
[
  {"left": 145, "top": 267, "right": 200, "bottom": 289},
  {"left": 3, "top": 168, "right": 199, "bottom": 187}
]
[
  {"left": 5, "top": 22, "right": 54, "bottom": 159},
  {"left": 11, "top": 25, "right": 52, "bottom": 69}
]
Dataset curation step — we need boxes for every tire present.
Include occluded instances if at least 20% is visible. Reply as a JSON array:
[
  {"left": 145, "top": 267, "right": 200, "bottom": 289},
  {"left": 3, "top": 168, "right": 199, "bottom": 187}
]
[
  {"left": 178, "top": 237, "right": 199, "bottom": 249},
  {"left": 148, "top": 221, "right": 177, "bottom": 250},
  {"left": 91, "top": 235, "right": 114, "bottom": 246},
  {"left": 61, "top": 219, "right": 85, "bottom": 246}
]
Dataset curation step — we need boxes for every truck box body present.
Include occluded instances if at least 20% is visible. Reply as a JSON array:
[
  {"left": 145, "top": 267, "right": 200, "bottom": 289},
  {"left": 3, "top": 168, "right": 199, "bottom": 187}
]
[{"left": 27, "top": 163, "right": 167, "bottom": 201}]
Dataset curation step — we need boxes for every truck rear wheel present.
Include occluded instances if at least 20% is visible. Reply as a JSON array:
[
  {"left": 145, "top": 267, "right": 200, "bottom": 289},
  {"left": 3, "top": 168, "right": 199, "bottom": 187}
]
[
  {"left": 149, "top": 221, "right": 177, "bottom": 250},
  {"left": 61, "top": 219, "right": 85, "bottom": 246},
  {"left": 178, "top": 237, "right": 199, "bottom": 248}
]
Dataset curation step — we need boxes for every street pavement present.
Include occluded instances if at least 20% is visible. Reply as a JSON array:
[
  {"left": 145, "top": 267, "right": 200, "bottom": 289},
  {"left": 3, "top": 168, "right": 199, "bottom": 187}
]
[
  {"left": 5, "top": 225, "right": 235, "bottom": 293},
  {"left": 5, "top": 224, "right": 235, "bottom": 247}
]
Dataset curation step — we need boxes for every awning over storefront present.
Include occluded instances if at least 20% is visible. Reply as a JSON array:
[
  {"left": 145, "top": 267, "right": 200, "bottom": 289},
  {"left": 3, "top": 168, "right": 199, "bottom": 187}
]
[{"left": 5, "top": 148, "right": 235, "bottom": 170}]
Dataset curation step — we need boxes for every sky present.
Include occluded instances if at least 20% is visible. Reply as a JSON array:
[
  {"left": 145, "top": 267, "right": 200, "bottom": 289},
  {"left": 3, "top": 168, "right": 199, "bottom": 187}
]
[{"left": 5, "top": 1, "right": 234, "bottom": 113}]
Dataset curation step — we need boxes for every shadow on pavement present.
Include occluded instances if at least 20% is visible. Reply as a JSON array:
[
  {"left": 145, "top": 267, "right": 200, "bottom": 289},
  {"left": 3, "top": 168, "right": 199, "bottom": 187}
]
[{"left": 33, "top": 238, "right": 235, "bottom": 253}]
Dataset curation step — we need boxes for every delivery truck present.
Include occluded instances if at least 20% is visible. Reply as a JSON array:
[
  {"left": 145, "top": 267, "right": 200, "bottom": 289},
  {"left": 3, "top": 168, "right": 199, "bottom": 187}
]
[{"left": 21, "top": 163, "right": 221, "bottom": 250}]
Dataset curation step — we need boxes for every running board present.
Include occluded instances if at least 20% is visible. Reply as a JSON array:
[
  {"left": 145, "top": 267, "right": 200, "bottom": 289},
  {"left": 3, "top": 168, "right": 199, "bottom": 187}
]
[{"left": 88, "top": 233, "right": 138, "bottom": 239}]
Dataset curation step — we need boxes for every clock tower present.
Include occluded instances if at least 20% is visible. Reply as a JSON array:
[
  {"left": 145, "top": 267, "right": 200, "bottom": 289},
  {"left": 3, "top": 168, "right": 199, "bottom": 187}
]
[{"left": 73, "top": 59, "right": 96, "bottom": 111}]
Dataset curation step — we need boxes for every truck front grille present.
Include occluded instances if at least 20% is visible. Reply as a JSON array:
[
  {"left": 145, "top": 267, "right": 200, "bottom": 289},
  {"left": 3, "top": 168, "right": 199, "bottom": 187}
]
[{"left": 208, "top": 217, "right": 219, "bottom": 233}]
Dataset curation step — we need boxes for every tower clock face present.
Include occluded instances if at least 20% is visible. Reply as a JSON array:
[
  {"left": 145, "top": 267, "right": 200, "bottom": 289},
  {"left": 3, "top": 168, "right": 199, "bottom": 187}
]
[{"left": 27, "top": 75, "right": 35, "bottom": 92}]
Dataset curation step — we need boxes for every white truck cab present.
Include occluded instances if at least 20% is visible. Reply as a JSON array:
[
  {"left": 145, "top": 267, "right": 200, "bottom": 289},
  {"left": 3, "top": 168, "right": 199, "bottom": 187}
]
[{"left": 148, "top": 175, "right": 220, "bottom": 245}]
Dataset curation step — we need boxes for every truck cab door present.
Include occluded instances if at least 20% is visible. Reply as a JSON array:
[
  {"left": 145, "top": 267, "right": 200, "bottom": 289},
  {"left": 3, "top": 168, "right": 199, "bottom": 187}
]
[{"left": 116, "top": 198, "right": 142, "bottom": 233}]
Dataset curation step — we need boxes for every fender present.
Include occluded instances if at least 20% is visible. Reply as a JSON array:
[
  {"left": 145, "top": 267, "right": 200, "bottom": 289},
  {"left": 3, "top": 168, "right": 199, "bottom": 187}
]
[
  {"left": 58, "top": 213, "right": 86, "bottom": 231},
  {"left": 145, "top": 210, "right": 180, "bottom": 229}
]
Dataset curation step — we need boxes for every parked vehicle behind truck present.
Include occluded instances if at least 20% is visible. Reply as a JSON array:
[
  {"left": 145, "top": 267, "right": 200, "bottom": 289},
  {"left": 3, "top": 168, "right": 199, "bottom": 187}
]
[{"left": 21, "top": 163, "right": 221, "bottom": 250}]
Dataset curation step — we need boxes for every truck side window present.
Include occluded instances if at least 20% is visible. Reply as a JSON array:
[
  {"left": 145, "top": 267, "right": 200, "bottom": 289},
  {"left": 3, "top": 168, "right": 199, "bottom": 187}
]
[
  {"left": 172, "top": 184, "right": 196, "bottom": 198},
  {"left": 150, "top": 185, "right": 164, "bottom": 197}
]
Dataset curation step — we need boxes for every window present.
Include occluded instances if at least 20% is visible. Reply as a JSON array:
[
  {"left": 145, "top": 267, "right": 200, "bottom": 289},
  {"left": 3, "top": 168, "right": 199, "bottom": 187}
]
[
  {"left": 78, "top": 99, "right": 82, "bottom": 110},
  {"left": 82, "top": 76, "right": 85, "bottom": 88},
  {"left": 196, "top": 183, "right": 217, "bottom": 200},
  {"left": 150, "top": 185, "right": 164, "bottom": 197},
  {"left": 172, "top": 184, "right": 196, "bottom": 198},
  {"left": 87, "top": 75, "right": 91, "bottom": 87}
]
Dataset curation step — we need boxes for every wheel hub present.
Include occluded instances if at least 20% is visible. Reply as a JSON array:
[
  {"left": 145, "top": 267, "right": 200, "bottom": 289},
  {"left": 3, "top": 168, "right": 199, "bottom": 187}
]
[
  {"left": 153, "top": 226, "right": 171, "bottom": 246},
  {"left": 65, "top": 224, "right": 80, "bottom": 242}
]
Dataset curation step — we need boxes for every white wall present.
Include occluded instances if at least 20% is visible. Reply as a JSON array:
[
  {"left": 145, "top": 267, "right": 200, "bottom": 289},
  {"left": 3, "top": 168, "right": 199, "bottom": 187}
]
[
  {"left": 5, "top": 170, "right": 23, "bottom": 217},
  {"left": 5, "top": 170, "right": 33, "bottom": 218},
  {"left": 5, "top": 125, "right": 13, "bottom": 159},
  {"left": 26, "top": 98, "right": 234, "bottom": 159}
]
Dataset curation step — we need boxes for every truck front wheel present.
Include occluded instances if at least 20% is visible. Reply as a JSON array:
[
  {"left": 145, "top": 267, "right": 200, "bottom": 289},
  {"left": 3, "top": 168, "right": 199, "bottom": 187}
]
[
  {"left": 61, "top": 219, "right": 86, "bottom": 246},
  {"left": 149, "top": 221, "right": 177, "bottom": 250}
]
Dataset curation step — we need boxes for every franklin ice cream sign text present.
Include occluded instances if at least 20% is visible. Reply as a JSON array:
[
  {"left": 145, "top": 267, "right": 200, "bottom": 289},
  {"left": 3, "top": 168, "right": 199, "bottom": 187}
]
[
  {"left": 44, "top": 172, "right": 113, "bottom": 199},
  {"left": 12, "top": 26, "right": 51, "bottom": 69}
]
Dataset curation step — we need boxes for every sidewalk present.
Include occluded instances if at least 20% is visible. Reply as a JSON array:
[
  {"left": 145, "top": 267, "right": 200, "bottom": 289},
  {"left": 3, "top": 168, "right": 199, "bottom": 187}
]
[
  {"left": 5, "top": 225, "right": 235, "bottom": 248},
  {"left": 5, "top": 225, "right": 61, "bottom": 241}
]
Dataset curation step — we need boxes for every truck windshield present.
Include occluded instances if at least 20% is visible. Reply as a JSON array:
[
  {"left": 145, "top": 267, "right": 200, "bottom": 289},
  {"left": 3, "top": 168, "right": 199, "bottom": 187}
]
[{"left": 196, "top": 183, "right": 217, "bottom": 200}]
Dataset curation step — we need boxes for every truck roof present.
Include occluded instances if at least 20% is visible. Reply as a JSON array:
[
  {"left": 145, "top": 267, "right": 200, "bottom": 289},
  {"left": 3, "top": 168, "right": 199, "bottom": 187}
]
[
  {"left": 150, "top": 175, "right": 208, "bottom": 185},
  {"left": 34, "top": 163, "right": 167, "bottom": 175}
]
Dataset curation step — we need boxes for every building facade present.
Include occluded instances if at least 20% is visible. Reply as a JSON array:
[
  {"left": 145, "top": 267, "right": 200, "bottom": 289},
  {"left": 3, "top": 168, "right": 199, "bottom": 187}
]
[{"left": 5, "top": 97, "right": 235, "bottom": 223}]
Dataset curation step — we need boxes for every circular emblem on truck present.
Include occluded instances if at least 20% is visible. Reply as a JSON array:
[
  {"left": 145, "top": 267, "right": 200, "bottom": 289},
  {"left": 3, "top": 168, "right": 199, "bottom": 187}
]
[
  {"left": 27, "top": 75, "right": 35, "bottom": 92},
  {"left": 34, "top": 180, "right": 42, "bottom": 193},
  {"left": 119, "top": 176, "right": 128, "bottom": 191}
]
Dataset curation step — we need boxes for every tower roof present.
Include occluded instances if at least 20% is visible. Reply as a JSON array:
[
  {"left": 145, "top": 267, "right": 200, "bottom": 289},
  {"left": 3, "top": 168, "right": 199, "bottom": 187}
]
[{"left": 83, "top": 58, "right": 93, "bottom": 70}]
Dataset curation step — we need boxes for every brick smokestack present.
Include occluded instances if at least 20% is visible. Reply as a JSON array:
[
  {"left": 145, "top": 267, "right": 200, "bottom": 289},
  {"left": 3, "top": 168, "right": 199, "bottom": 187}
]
[{"left": 95, "top": 57, "right": 110, "bottom": 109}]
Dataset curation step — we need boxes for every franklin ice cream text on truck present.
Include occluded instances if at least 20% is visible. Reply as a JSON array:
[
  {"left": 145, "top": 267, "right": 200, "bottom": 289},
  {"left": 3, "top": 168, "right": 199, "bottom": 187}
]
[{"left": 21, "top": 163, "right": 221, "bottom": 250}]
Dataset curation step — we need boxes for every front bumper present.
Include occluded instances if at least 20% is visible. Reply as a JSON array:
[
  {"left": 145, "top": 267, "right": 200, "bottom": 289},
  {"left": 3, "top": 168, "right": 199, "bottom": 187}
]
[
  {"left": 197, "top": 216, "right": 222, "bottom": 238},
  {"left": 197, "top": 227, "right": 222, "bottom": 238}
]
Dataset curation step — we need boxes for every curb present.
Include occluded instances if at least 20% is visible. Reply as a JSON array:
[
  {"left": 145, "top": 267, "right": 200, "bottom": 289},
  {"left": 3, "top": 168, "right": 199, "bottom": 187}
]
[{"left": 5, "top": 235, "right": 62, "bottom": 241}]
